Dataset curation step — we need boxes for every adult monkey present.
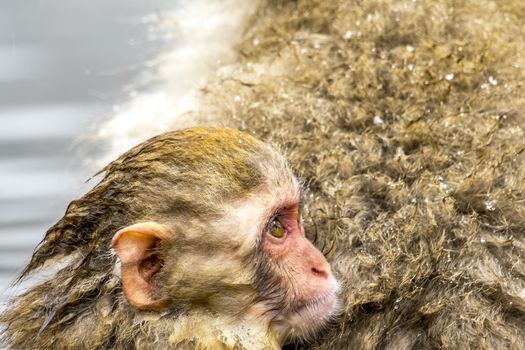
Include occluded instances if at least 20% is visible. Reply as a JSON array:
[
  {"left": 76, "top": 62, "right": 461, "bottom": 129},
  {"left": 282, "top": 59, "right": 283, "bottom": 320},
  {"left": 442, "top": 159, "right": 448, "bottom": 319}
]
[
  {"left": 0, "top": 128, "right": 339, "bottom": 349},
  {"left": 200, "top": 0, "right": 525, "bottom": 349}
]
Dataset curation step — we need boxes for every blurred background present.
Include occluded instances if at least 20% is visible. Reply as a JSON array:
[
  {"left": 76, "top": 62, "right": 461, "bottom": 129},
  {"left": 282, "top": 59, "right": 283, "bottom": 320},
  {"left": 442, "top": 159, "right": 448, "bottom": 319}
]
[{"left": 0, "top": 0, "right": 169, "bottom": 307}]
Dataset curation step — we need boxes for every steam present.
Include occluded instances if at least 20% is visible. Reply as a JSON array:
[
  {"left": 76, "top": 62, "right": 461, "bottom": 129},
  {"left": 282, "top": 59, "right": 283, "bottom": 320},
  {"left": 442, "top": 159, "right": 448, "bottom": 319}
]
[{"left": 96, "top": 0, "right": 257, "bottom": 165}]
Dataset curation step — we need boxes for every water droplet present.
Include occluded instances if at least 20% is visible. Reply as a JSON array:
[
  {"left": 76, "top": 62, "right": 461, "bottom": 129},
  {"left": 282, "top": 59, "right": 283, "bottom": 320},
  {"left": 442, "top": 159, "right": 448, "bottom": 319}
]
[
  {"left": 445, "top": 73, "right": 455, "bottom": 81},
  {"left": 438, "top": 176, "right": 448, "bottom": 191},
  {"left": 343, "top": 30, "right": 353, "bottom": 40},
  {"left": 480, "top": 238, "right": 486, "bottom": 244},
  {"left": 406, "top": 45, "right": 415, "bottom": 53},
  {"left": 407, "top": 64, "right": 414, "bottom": 71},
  {"left": 373, "top": 115, "right": 384, "bottom": 125},
  {"left": 488, "top": 76, "right": 498, "bottom": 86},
  {"left": 484, "top": 201, "right": 496, "bottom": 211}
]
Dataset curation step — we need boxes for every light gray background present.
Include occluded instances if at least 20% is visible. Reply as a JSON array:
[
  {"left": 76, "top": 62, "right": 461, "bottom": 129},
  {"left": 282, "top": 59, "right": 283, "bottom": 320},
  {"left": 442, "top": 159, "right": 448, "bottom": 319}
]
[{"left": 0, "top": 0, "right": 170, "bottom": 307}]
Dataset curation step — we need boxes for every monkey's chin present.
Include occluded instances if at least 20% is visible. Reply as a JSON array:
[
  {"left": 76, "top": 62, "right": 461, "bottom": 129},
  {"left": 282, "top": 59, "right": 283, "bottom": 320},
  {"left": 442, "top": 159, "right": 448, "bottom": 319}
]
[{"left": 285, "top": 281, "right": 340, "bottom": 340}]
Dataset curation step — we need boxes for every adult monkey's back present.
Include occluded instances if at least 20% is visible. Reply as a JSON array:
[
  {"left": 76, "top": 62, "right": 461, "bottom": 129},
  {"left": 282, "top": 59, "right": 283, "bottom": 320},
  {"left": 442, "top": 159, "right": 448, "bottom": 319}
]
[
  {"left": 6, "top": 0, "right": 525, "bottom": 349},
  {"left": 199, "top": 0, "right": 525, "bottom": 348}
]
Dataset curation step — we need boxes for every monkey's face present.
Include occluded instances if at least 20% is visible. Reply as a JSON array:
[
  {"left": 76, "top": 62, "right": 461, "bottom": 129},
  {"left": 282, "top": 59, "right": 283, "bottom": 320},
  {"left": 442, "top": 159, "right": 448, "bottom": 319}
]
[{"left": 252, "top": 180, "right": 340, "bottom": 341}]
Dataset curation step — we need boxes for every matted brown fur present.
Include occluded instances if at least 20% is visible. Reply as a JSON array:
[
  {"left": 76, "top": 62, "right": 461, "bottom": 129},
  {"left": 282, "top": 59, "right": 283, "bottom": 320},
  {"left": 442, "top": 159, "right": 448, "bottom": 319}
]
[{"left": 200, "top": 0, "right": 525, "bottom": 349}]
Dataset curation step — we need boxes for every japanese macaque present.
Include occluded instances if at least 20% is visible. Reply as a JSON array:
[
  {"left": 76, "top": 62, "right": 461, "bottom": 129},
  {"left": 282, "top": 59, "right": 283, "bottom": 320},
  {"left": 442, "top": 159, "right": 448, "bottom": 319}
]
[{"left": 0, "top": 127, "right": 339, "bottom": 349}]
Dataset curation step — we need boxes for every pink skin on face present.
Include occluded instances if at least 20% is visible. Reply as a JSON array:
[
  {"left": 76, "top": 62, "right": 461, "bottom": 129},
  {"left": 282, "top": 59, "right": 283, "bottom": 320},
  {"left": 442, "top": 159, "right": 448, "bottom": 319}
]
[{"left": 262, "top": 203, "right": 339, "bottom": 331}]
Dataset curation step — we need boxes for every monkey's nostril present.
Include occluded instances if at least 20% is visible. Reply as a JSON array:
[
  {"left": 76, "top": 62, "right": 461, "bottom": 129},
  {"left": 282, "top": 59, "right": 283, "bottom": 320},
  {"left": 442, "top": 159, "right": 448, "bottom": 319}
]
[{"left": 311, "top": 266, "right": 328, "bottom": 279}]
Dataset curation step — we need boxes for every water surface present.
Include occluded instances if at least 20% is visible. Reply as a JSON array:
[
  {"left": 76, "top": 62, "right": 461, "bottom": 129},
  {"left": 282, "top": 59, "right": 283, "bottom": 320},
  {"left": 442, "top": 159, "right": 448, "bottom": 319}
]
[{"left": 0, "top": 0, "right": 170, "bottom": 306}]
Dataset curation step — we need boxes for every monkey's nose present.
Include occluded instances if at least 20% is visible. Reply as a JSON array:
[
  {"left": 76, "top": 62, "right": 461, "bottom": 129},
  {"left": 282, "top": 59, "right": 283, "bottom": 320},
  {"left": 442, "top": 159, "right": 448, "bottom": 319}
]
[
  {"left": 311, "top": 266, "right": 329, "bottom": 279},
  {"left": 302, "top": 239, "right": 332, "bottom": 279},
  {"left": 308, "top": 251, "right": 331, "bottom": 280}
]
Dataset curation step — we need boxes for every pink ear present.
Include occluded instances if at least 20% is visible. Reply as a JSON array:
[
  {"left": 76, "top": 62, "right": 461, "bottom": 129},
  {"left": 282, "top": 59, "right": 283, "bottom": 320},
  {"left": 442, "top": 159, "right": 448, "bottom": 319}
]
[{"left": 112, "top": 222, "right": 169, "bottom": 310}]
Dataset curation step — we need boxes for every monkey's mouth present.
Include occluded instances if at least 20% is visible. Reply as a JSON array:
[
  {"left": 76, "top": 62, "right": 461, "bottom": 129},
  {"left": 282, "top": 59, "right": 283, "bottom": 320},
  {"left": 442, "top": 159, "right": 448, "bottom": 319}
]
[
  {"left": 287, "top": 289, "right": 339, "bottom": 328},
  {"left": 295, "top": 292, "right": 336, "bottom": 314}
]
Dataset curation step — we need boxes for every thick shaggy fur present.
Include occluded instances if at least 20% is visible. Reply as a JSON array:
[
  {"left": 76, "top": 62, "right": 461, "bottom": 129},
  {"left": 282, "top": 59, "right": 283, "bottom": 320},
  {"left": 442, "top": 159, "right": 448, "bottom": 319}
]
[
  {"left": 3, "top": 0, "right": 525, "bottom": 349},
  {"left": 201, "top": 0, "right": 525, "bottom": 348}
]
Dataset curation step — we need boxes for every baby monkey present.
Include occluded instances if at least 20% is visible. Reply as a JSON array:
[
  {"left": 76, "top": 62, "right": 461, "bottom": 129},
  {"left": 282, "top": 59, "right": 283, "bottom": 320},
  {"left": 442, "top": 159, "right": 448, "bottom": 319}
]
[{"left": 1, "top": 127, "right": 339, "bottom": 349}]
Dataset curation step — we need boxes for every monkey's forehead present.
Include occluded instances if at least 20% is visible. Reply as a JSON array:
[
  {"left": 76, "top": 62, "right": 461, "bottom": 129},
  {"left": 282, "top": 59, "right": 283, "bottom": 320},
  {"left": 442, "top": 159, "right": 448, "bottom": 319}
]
[{"left": 267, "top": 169, "right": 302, "bottom": 201}]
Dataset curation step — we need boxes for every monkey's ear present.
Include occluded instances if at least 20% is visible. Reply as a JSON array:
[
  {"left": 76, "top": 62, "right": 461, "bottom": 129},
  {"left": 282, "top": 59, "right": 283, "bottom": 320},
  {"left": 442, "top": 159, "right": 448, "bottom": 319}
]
[{"left": 112, "top": 222, "right": 169, "bottom": 310}]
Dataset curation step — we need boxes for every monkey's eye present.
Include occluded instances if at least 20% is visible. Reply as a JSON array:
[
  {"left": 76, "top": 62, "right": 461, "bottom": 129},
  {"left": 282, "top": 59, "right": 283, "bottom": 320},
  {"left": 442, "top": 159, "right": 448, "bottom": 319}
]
[{"left": 267, "top": 217, "right": 286, "bottom": 239}]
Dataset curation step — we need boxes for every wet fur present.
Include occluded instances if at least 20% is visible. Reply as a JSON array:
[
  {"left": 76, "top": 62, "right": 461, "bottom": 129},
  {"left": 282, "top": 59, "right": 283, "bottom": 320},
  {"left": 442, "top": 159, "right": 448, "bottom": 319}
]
[{"left": 0, "top": 128, "right": 291, "bottom": 349}]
